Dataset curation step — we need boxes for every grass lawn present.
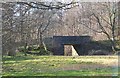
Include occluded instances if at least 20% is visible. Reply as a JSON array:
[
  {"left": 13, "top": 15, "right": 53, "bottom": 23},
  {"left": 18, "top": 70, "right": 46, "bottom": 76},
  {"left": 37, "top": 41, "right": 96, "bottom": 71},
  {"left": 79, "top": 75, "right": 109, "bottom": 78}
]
[{"left": 2, "top": 55, "right": 118, "bottom": 76}]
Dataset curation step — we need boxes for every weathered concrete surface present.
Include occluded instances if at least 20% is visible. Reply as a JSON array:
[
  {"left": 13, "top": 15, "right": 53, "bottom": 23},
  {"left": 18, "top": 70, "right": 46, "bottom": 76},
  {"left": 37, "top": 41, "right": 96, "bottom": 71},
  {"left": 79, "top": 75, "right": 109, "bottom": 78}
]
[
  {"left": 52, "top": 36, "right": 92, "bottom": 55},
  {"left": 44, "top": 36, "right": 112, "bottom": 56}
]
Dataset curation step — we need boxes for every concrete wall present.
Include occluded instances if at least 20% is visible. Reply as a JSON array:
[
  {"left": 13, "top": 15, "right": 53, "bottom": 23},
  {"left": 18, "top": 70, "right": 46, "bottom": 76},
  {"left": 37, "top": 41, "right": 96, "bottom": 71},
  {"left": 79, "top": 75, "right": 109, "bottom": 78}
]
[
  {"left": 52, "top": 36, "right": 92, "bottom": 55},
  {"left": 44, "top": 36, "right": 112, "bottom": 55}
]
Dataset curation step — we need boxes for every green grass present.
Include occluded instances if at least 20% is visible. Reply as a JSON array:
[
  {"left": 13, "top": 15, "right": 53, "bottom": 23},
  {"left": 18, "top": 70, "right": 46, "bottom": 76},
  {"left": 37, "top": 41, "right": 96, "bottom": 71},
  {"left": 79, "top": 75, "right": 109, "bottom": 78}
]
[{"left": 2, "top": 55, "right": 118, "bottom": 76}]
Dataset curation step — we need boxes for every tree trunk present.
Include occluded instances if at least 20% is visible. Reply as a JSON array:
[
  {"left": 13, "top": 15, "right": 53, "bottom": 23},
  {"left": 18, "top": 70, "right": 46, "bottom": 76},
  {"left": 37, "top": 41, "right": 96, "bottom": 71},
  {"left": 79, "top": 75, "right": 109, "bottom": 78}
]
[
  {"left": 7, "top": 39, "right": 16, "bottom": 56},
  {"left": 110, "top": 39, "right": 116, "bottom": 52},
  {"left": 39, "top": 32, "right": 43, "bottom": 48},
  {"left": 24, "top": 42, "right": 27, "bottom": 56},
  {"left": 8, "top": 51, "right": 16, "bottom": 56}
]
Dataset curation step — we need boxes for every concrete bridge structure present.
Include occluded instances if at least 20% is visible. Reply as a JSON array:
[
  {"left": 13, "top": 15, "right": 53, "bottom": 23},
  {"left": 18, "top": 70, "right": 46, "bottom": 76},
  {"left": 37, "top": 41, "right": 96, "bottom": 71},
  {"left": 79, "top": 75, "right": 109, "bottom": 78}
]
[{"left": 52, "top": 36, "right": 92, "bottom": 55}]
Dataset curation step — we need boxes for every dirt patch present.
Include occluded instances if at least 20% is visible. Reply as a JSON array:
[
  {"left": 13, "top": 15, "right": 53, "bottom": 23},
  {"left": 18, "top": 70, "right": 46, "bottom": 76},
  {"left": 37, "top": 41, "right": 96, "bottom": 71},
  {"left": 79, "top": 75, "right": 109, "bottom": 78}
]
[{"left": 58, "top": 63, "right": 111, "bottom": 71}]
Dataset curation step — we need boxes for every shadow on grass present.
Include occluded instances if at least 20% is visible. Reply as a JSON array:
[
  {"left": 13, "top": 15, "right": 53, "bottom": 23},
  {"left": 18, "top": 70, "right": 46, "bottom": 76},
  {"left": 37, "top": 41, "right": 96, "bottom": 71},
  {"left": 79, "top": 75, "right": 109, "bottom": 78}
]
[{"left": 2, "top": 55, "right": 37, "bottom": 62}]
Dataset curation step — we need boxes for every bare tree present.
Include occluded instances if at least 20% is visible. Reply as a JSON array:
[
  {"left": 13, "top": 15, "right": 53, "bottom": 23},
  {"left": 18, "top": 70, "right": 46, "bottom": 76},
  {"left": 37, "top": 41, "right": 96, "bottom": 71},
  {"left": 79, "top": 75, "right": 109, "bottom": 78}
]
[
  {"left": 78, "top": 2, "right": 118, "bottom": 52},
  {"left": 2, "top": 2, "right": 16, "bottom": 56}
]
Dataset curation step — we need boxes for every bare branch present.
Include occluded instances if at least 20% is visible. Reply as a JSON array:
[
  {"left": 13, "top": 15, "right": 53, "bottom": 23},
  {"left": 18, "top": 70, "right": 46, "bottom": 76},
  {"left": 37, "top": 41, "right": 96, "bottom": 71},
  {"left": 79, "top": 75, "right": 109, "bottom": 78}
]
[{"left": 17, "top": 2, "right": 78, "bottom": 10}]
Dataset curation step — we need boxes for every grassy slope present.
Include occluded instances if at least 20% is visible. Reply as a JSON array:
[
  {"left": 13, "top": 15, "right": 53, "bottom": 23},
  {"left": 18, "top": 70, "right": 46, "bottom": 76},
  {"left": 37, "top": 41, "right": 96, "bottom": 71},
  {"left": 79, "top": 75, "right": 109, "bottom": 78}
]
[{"left": 2, "top": 55, "right": 118, "bottom": 76}]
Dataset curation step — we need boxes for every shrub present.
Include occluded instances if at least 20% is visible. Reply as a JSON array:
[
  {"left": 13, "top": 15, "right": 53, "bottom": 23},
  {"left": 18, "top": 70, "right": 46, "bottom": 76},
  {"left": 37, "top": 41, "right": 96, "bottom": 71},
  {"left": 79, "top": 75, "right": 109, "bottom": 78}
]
[
  {"left": 114, "top": 51, "right": 120, "bottom": 55},
  {"left": 39, "top": 49, "right": 53, "bottom": 55},
  {"left": 116, "top": 40, "right": 120, "bottom": 50},
  {"left": 27, "top": 46, "right": 33, "bottom": 51},
  {"left": 88, "top": 50, "right": 109, "bottom": 55},
  {"left": 18, "top": 47, "right": 24, "bottom": 52},
  {"left": 18, "top": 45, "right": 53, "bottom": 56}
]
